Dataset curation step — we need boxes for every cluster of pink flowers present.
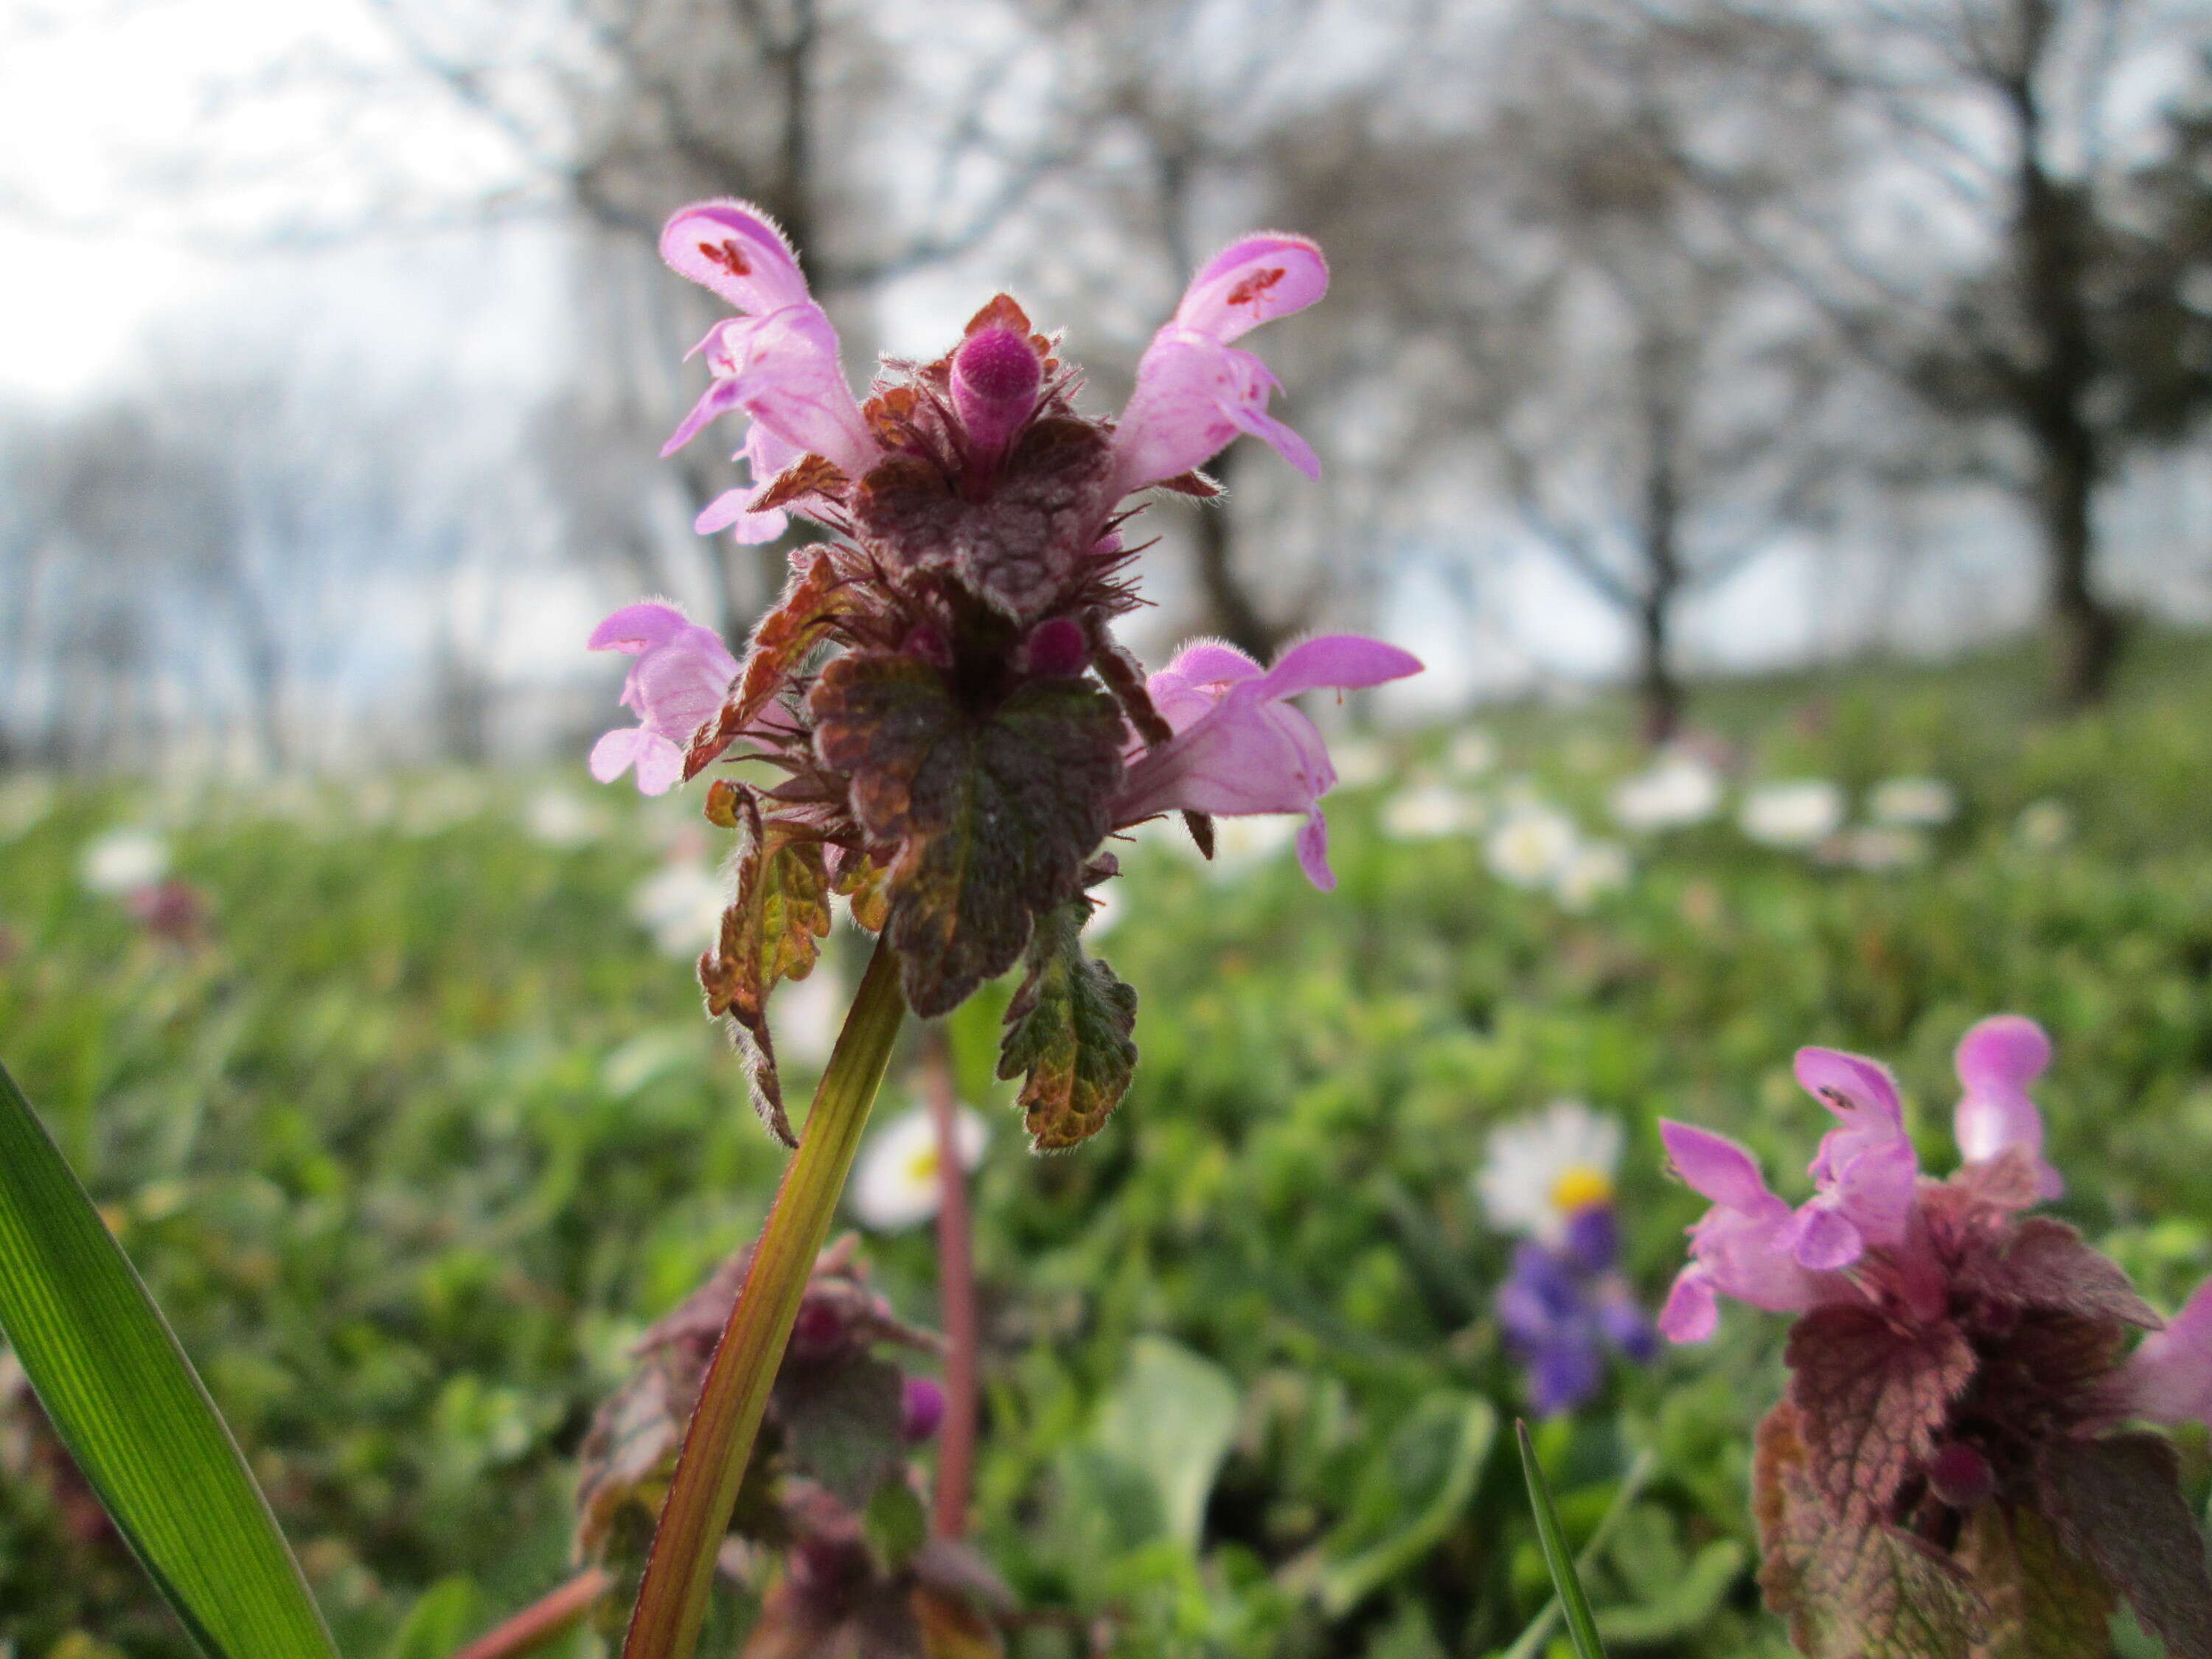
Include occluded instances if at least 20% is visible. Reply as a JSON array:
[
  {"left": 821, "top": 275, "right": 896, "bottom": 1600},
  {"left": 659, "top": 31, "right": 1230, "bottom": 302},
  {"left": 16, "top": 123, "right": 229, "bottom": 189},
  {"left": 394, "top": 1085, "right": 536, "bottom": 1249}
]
[
  {"left": 585, "top": 197, "right": 1417, "bottom": 1145},
  {"left": 1660, "top": 1016, "right": 2212, "bottom": 1657}
]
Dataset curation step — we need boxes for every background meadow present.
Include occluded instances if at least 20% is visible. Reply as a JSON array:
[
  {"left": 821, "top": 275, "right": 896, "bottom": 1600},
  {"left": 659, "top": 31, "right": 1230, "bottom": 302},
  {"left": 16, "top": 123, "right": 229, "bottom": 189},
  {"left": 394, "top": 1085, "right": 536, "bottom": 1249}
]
[{"left": 3, "top": 633, "right": 2208, "bottom": 1658}]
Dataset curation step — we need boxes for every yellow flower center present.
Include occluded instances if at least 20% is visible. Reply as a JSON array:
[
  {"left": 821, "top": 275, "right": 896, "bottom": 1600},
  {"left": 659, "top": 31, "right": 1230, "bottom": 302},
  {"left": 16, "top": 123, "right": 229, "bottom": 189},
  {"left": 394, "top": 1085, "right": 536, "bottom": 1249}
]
[
  {"left": 1549, "top": 1165, "right": 1613, "bottom": 1215},
  {"left": 902, "top": 1146, "right": 942, "bottom": 1188}
]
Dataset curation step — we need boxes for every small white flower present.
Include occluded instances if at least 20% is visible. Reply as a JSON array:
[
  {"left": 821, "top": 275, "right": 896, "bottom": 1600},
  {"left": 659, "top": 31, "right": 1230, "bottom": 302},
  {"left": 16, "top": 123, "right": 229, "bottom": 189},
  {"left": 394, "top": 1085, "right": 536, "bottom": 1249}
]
[
  {"left": 524, "top": 787, "right": 611, "bottom": 848},
  {"left": 1610, "top": 752, "right": 1722, "bottom": 832},
  {"left": 630, "top": 860, "right": 726, "bottom": 959},
  {"left": 1739, "top": 780, "right": 1845, "bottom": 849},
  {"left": 1486, "top": 804, "right": 1579, "bottom": 888},
  {"left": 1824, "top": 826, "right": 1929, "bottom": 872},
  {"left": 1328, "top": 736, "right": 1391, "bottom": 791},
  {"left": 80, "top": 828, "right": 170, "bottom": 895},
  {"left": 1476, "top": 1100, "right": 1624, "bottom": 1244},
  {"left": 1381, "top": 784, "right": 1485, "bottom": 841},
  {"left": 1868, "top": 777, "right": 1956, "bottom": 828},
  {"left": 851, "top": 1102, "right": 990, "bottom": 1230},
  {"left": 1552, "top": 840, "right": 1632, "bottom": 911},
  {"left": 2015, "top": 799, "right": 2073, "bottom": 852},
  {"left": 1445, "top": 728, "right": 1498, "bottom": 779},
  {"left": 773, "top": 967, "right": 846, "bottom": 1068}
]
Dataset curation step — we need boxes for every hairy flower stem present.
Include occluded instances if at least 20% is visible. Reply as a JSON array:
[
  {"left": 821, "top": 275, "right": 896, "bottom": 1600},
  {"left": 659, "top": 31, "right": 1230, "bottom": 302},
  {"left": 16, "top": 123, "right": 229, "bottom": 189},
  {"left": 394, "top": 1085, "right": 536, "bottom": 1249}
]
[
  {"left": 922, "top": 1030, "right": 980, "bottom": 1538},
  {"left": 621, "top": 937, "right": 906, "bottom": 1659},
  {"left": 451, "top": 1568, "right": 613, "bottom": 1659}
]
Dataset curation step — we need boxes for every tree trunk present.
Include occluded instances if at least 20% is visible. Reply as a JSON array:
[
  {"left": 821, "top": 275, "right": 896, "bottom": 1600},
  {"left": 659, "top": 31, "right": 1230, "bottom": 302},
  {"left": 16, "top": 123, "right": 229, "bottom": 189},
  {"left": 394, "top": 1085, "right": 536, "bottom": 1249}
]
[
  {"left": 1190, "top": 446, "right": 1282, "bottom": 660},
  {"left": 2006, "top": 10, "right": 2121, "bottom": 707},
  {"left": 1637, "top": 387, "right": 1685, "bottom": 746}
]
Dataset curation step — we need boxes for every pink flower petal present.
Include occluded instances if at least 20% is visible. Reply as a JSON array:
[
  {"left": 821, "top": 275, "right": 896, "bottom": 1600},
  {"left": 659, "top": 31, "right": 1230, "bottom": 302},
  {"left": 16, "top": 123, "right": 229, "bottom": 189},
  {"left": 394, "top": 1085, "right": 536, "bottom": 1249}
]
[
  {"left": 2125, "top": 1281, "right": 2212, "bottom": 1426},
  {"left": 1787, "top": 1200, "right": 1866, "bottom": 1271},
  {"left": 1295, "top": 807, "right": 1335, "bottom": 890},
  {"left": 1175, "top": 234, "right": 1329, "bottom": 342},
  {"left": 589, "top": 603, "right": 692, "bottom": 655},
  {"left": 1794, "top": 1047, "right": 1904, "bottom": 1133},
  {"left": 1113, "top": 336, "right": 1316, "bottom": 493},
  {"left": 695, "top": 488, "right": 790, "bottom": 544},
  {"left": 1659, "top": 1121, "right": 1772, "bottom": 1211},
  {"left": 589, "top": 725, "right": 651, "bottom": 782},
  {"left": 631, "top": 732, "right": 687, "bottom": 796},
  {"left": 1162, "top": 639, "right": 1265, "bottom": 689},
  {"left": 1658, "top": 1266, "right": 1719, "bottom": 1343},
  {"left": 659, "top": 199, "right": 812, "bottom": 315},
  {"left": 1253, "top": 635, "right": 1425, "bottom": 700},
  {"left": 1955, "top": 1015, "right": 2052, "bottom": 1091}
]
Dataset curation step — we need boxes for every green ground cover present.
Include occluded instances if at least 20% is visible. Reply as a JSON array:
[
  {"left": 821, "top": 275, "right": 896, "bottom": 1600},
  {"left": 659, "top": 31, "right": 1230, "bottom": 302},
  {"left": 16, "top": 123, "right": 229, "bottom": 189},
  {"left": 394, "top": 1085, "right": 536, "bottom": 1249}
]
[{"left": 1, "top": 631, "right": 2208, "bottom": 1658}]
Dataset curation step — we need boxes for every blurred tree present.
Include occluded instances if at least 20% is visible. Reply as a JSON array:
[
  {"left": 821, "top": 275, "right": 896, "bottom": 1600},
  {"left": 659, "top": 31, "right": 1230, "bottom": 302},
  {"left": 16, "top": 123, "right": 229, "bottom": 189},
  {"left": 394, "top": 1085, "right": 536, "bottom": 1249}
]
[
  {"left": 1671, "top": 0, "right": 2212, "bottom": 707},
  {"left": 1439, "top": 15, "right": 1857, "bottom": 743}
]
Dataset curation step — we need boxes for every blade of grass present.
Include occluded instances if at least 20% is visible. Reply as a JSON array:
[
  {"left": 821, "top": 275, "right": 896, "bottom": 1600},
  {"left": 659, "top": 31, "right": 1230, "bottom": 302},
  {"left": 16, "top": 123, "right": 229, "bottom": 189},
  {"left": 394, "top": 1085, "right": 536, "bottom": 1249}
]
[
  {"left": 1501, "top": 1447, "right": 1655, "bottom": 1659},
  {"left": 620, "top": 934, "right": 906, "bottom": 1659},
  {"left": 0, "top": 1059, "right": 337, "bottom": 1659},
  {"left": 1515, "top": 1418, "right": 1610, "bottom": 1659}
]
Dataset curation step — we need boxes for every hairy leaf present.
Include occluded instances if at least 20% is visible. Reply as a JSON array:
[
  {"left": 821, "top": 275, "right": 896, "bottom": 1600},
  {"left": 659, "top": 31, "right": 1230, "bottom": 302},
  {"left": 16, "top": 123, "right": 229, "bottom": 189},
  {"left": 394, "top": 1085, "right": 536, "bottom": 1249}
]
[
  {"left": 850, "top": 419, "right": 1118, "bottom": 619},
  {"left": 777, "top": 1350, "right": 906, "bottom": 1511},
  {"left": 810, "top": 653, "right": 1125, "bottom": 1017},
  {"left": 1785, "top": 1305, "right": 1976, "bottom": 1522},
  {"left": 685, "top": 549, "right": 855, "bottom": 779},
  {"left": 997, "top": 900, "right": 1139, "bottom": 1150},
  {"left": 1755, "top": 1399, "right": 1980, "bottom": 1659},
  {"left": 2040, "top": 1433, "right": 2212, "bottom": 1659},
  {"left": 698, "top": 793, "right": 835, "bottom": 1145},
  {"left": 835, "top": 849, "right": 893, "bottom": 935},
  {"left": 1957, "top": 1503, "right": 2113, "bottom": 1659},
  {"left": 1958, "top": 1217, "right": 2161, "bottom": 1327}
]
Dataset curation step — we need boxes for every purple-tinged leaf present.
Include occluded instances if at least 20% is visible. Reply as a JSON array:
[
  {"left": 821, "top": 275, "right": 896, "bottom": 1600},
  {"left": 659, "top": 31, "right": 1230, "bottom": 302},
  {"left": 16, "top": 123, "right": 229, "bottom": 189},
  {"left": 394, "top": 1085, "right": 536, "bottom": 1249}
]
[
  {"left": 1955, "top": 1217, "right": 2160, "bottom": 1328},
  {"left": 810, "top": 653, "right": 1125, "bottom": 1017},
  {"left": 2040, "top": 1433, "right": 2212, "bottom": 1659},
  {"left": 1955, "top": 1502, "right": 2112, "bottom": 1659},
  {"left": 1784, "top": 1305, "right": 1975, "bottom": 1523},
  {"left": 996, "top": 900, "right": 1139, "bottom": 1152}
]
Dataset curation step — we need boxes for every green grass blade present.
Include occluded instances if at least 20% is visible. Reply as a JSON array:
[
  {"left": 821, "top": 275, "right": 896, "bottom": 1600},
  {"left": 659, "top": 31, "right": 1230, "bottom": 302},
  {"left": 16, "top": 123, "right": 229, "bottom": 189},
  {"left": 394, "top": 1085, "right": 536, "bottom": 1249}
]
[
  {"left": 0, "top": 1059, "right": 338, "bottom": 1659},
  {"left": 1516, "top": 1419, "right": 1610, "bottom": 1659}
]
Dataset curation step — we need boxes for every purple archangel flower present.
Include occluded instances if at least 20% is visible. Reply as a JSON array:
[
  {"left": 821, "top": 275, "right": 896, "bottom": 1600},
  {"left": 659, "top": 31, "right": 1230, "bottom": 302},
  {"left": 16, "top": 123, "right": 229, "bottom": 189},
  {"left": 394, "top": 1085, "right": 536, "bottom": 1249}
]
[
  {"left": 586, "top": 194, "right": 1421, "bottom": 1147},
  {"left": 1111, "top": 234, "right": 1330, "bottom": 494},
  {"left": 1952, "top": 1012, "right": 2063, "bottom": 1202},
  {"left": 1659, "top": 1018, "right": 2212, "bottom": 1656},
  {"left": 1115, "top": 634, "right": 1423, "bottom": 889},
  {"left": 587, "top": 602, "right": 740, "bottom": 795},
  {"left": 657, "top": 201, "right": 883, "bottom": 541}
]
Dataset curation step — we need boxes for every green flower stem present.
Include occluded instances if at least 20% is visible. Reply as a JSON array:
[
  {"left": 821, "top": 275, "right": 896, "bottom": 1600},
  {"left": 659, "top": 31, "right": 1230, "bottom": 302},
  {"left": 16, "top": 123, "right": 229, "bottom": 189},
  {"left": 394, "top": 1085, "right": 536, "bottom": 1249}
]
[{"left": 620, "top": 936, "right": 906, "bottom": 1659}]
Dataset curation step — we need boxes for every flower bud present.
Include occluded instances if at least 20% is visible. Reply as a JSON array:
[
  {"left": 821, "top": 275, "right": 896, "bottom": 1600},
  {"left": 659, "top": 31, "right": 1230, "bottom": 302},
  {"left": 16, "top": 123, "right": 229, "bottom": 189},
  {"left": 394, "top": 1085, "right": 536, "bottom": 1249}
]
[
  {"left": 899, "top": 1374, "right": 946, "bottom": 1443},
  {"left": 950, "top": 327, "right": 1042, "bottom": 459}
]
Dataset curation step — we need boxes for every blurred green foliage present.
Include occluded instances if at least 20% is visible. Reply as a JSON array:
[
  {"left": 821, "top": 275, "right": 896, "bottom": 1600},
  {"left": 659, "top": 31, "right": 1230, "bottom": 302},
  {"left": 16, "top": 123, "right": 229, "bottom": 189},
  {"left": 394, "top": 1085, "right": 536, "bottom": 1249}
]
[{"left": 1, "top": 632, "right": 2209, "bottom": 1658}]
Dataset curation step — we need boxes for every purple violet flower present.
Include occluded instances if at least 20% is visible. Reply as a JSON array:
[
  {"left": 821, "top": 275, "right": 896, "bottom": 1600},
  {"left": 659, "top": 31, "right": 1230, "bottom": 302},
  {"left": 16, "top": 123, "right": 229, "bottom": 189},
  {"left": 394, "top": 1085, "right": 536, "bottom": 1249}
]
[
  {"left": 1497, "top": 1215, "right": 1655, "bottom": 1416},
  {"left": 1115, "top": 634, "right": 1422, "bottom": 889}
]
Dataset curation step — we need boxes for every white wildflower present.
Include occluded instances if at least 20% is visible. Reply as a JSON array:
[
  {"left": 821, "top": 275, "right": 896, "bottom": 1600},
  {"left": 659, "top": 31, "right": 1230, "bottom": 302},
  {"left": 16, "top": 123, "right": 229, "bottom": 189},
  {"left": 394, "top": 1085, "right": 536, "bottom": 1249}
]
[
  {"left": 1739, "top": 780, "right": 1845, "bottom": 849},
  {"left": 851, "top": 1103, "right": 990, "bottom": 1230},
  {"left": 1476, "top": 1100, "right": 1624, "bottom": 1244}
]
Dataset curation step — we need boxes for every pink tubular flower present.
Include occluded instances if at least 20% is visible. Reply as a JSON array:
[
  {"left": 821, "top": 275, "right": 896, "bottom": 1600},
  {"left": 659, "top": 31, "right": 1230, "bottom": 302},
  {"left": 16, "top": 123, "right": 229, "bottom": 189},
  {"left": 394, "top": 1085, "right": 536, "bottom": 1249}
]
[
  {"left": 1114, "top": 634, "right": 1422, "bottom": 890},
  {"left": 1658, "top": 1121, "right": 1824, "bottom": 1343},
  {"left": 658, "top": 201, "right": 882, "bottom": 535},
  {"left": 1111, "top": 234, "right": 1329, "bottom": 495},
  {"left": 1952, "top": 1013, "right": 2063, "bottom": 1201},
  {"left": 1790, "top": 1047, "right": 1920, "bottom": 1266},
  {"left": 2123, "top": 1281, "right": 2212, "bottom": 1426},
  {"left": 588, "top": 602, "right": 740, "bottom": 795}
]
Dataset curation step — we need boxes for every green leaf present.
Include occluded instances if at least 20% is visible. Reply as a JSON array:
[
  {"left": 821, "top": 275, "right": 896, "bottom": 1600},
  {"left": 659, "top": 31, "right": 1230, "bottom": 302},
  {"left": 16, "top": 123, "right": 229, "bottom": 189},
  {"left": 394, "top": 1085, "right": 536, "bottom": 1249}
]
[
  {"left": 810, "top": 651, "right": 1127, "bottom": 1017},
  {"left": 997, "top": 898, "right": 1138, "bottom": 1150},
  {"left": 1304, "top": 1393, "right": 1497, "bottom": 1617},
  {"left": 1090, "top": 1335, "right": 1240, "bottom": 1552},
  {"left": 1500, "top": 1450, "right": 1659, "bottom": 1659},
  {"left": 0, "top": 1060, "right": 338, "bottom": 1659},
  {"left": 380, "top": 1577, "right": 481, "bottom": 1659},
  {"left": 1519, "top": 1418, "right": 1610, "bottom": 1659}
]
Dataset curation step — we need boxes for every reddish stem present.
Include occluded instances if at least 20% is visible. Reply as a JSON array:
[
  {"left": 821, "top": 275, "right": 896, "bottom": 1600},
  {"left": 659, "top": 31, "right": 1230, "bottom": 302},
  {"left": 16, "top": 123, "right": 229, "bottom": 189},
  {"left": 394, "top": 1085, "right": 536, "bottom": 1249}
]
[
  {"left": 450, "top": 1568, "right": 612, "bottom": 1659},
  {"left": 922, "top": 1030, "right": 980, "bottom": 1539}
]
